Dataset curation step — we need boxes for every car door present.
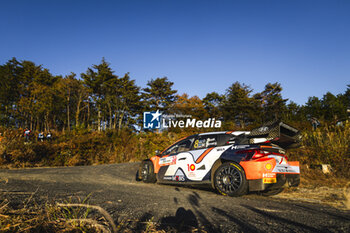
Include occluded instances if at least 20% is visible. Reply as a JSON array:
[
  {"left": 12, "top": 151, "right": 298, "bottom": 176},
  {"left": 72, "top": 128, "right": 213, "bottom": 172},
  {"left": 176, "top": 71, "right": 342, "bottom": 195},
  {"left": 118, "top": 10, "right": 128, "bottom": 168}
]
[
  {"left": 180, "top": 134, "right": 219, "bottom": 181},
  {"left": 158, "top": 138, "right": 195, "bottom": 182}
]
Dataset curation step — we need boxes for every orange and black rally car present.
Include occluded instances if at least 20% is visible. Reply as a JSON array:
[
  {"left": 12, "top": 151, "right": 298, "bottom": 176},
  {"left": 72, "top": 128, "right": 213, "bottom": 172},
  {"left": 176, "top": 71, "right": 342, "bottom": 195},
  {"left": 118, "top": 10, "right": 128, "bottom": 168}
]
[{"left": 138, "top": 121, "right": 301, "bottom": 196}]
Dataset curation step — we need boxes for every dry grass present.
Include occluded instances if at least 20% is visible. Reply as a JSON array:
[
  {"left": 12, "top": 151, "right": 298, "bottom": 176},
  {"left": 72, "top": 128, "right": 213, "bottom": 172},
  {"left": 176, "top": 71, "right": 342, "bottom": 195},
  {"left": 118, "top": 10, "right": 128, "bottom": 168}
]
[
  {"left": 288, "top": 122, "right": 350, "bottom": 178},
  {"left": 0, "top": 189, "right": 111, "bottom": 232},
  {"left": 277, "top": 165, "right": 350, "bottom": 210},
  {"left": 343, "top": 182, "right": 350, "bottom": 209},
  {"left": 1, "top": 123, "right": 349, "bottom": 178},
  {"left": 0, "top": 185, "right": 203, "bottom": 233},
  {"left": 299, "top": 165, "right": 349, "bottom": 188},
  {"left": 0, "top": 128, "right": 194, "bottom": 169}
]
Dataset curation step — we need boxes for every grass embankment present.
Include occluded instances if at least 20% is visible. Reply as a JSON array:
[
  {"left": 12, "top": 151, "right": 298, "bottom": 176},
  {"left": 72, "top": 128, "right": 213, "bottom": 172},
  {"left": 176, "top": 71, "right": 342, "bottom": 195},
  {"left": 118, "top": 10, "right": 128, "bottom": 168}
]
[
  {"left": 278, "top": 123, "right": 350, "bottom": 209},
  {"left": 288, "top": 122, "right": 350, "bottom": 178},
  {"left": 0, "top": 128, "right": 191, "bottom": 168},
  {"left": 0, "top": 124, "right": 349, "bottom": 178}
]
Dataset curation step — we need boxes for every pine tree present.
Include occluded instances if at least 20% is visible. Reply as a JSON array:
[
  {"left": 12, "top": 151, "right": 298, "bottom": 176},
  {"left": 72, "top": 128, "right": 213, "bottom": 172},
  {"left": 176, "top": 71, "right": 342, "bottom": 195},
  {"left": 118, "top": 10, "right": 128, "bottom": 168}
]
[{"left": 142, "top": 77, "right": 177, "bottom": 111}]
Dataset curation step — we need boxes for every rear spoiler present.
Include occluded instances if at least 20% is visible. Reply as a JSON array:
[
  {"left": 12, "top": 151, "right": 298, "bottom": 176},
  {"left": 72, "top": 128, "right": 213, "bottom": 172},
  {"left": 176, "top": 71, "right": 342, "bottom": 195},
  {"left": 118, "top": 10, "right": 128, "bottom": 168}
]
[{"left": 248, "top": 121, "right": 301, "bottom": 149}]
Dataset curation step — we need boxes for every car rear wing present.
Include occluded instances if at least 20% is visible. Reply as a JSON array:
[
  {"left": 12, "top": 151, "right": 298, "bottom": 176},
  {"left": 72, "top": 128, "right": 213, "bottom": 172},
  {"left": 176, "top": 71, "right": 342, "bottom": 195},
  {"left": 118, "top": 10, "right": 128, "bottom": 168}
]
[{"left": 248, "top": 121, "right": 301, "bottom": 149}]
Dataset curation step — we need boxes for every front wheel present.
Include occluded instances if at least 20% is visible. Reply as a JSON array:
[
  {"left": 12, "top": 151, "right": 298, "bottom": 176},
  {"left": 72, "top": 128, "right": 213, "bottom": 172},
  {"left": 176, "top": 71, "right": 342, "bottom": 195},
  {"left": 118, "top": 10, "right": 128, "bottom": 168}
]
[
  {"left": 214, "top": 162, "right": 248, "bottom": 197},
  {"left": 140, "top": 160, "right": 157, "bottom": 183}
]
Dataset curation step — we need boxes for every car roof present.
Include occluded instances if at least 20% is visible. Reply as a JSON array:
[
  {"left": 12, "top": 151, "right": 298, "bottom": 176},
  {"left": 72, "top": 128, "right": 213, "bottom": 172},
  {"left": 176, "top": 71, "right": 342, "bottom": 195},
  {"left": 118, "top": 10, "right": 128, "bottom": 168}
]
[{"left": 198, "top": 131, "right": 250, "bottom": 136}]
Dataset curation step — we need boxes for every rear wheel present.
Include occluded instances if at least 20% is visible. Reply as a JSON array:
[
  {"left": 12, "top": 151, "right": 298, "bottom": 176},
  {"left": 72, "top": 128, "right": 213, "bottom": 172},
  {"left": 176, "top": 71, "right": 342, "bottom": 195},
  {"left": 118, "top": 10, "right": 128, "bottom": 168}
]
[
  {"left": 214, "top": 162, "right": 247, "bottom": 197},
  {"left": 140, "top": 160, "right": 157, "bottom": 183}
]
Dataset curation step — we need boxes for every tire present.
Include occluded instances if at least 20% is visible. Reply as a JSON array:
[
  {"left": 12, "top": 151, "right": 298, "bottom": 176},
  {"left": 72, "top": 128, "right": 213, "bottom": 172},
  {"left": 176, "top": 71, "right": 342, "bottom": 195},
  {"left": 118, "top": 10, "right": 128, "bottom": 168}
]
[
  {"left": 135, "top": 170, "right": 142, "bottom": 181},
  {"left": 214, "top": 162, "right": 248, "bottom": 197},
  {"left": 260, "top": 188, "right": 284, "bottom": 196},
  {"left": 140, "top": 160, "right": 157, "bottom": 183}
]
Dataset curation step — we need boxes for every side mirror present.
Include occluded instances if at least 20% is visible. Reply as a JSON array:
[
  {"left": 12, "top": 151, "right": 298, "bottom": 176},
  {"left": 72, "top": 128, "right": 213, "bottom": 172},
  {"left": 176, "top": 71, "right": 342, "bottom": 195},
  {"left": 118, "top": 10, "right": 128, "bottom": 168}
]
[{"left": 155, "top": 150, "right": 160, "bottom": 155}]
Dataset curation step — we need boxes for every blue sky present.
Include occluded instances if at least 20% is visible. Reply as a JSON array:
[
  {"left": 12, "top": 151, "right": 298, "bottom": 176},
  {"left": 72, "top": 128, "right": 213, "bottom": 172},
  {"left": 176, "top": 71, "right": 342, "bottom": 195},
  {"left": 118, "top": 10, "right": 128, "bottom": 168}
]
[{"left": 1, "top": 0, "right": 349, "bottom": 105}]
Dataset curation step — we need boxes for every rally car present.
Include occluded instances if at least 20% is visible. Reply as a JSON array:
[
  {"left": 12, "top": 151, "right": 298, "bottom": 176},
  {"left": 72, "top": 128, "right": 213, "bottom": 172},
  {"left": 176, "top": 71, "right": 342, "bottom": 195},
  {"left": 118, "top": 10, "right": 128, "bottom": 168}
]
[{"left": 138, "top": 121, "right": 301, "bottom": 196}]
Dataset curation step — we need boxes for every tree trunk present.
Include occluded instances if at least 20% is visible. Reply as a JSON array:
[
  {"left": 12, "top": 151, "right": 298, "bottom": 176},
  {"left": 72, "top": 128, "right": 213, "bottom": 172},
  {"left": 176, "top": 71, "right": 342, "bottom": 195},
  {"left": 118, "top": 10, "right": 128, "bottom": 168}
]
[
  {"left": 36, "top": 116, "right": 39, "bottom": 131},
  {"left": 98, "top": 109, "right": 101, "bottom": 131},
  {"left": 67, "top": 101, "right": 70, "bottom": 131},
  {"left": 118, "top": 111, "right": 125, "bottom": 131},
  {"left": 240, "top": 115, "right": 245, "bottom": 129},
  {"left": 75, "top": 99, "right": 81, "bottom": 127},
  {"left": 30, "top": 115, "right": 33, "bottom": 131},
  {"left": 87, "top": 102, "right": 90, "bottom": 129},
  {"left": 113, "top": 111, "right": 117, "bottom": 129},
  {"left": 108, "top": 102, "right": 112, "bottom": 129}
]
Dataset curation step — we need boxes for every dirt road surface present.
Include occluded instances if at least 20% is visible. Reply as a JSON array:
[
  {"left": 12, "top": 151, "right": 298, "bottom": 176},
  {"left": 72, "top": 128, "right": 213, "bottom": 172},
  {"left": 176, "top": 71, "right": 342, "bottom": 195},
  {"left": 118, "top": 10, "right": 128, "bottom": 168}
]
[{"left": 0, "top": 163, "right": 349, "bottom": 232}]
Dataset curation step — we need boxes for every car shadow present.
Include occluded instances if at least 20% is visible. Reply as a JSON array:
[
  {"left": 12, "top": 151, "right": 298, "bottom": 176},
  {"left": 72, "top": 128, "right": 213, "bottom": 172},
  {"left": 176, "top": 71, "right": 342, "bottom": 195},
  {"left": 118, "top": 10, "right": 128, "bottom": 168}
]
[
  {"left": 241, "top": 204, "right": 323, "bottom": 233},
  {"left": 211, "top": 207, "right": 262, "bottom": 233},
  {"left": 158, "top": 207, "right": 199, "bottom": 232}
]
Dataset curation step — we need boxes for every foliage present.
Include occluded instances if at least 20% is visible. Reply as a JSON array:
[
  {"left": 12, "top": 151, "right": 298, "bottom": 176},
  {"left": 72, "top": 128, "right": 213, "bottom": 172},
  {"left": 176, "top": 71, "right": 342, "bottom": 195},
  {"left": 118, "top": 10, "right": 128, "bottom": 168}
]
[
  {"left": 256, "top": 82, "right": 288, "bottom": 122},
  {"left": 289, "top": 122, "right": 350, "bottom": 177},
  {"left": 221, "top": 82, "right": 258, "bottom": 128},
  {"left": 142, "top": 77, "right": 177, "bottom": 111},
  {"left": 203, "top": 92, "right": 224, "bottom": 119},
  {"left": 172, "top": 93, "right": 208, "bottom": 119},
  {"left": 1, "top": 58, "right": 349, "bottom": 132},
  {"left": 0, "top": 128, "right": 190, "bottom": 168}
]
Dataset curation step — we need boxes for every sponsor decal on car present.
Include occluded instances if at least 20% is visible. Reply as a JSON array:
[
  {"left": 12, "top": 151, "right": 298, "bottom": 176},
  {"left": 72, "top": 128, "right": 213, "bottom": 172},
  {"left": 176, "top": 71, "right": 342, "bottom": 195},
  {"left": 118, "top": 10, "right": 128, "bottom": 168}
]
[
  {"left": 263, "top": 178, "right": 277, "bottom": 183},
  {"left": 163, "top": 176, "right": 172, "bottom": 180},
  {"left": 188, "top": 172, "right": 196, "bottom": 177},
  {"left": 159, "top": 156, "right": 177, "bottom": 166},
  {"left": 216, "top": 147, "right": 225, "bottom": 152},
  {"left": 230, "top": 145, "right": 250, "bottom": 149},
  {"left": 262, "top": 173, "right": 276, "bottom": 178},
  {"left": 187, "top": 164, "right": 196, "bottom": 171},
  {"left": 171, "top": 175, "right": 185, "bottom": 181},
  {"left": 272, "top": 164, "right": 300, "bottom": 173}
]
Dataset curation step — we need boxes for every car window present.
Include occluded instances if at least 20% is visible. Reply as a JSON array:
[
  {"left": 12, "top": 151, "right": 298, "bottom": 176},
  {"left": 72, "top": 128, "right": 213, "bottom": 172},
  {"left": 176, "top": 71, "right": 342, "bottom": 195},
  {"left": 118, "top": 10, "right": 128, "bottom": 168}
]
[
  {"left": 177, "top": 138, "right": 194, "bottom": 153},
  {"left": 163, "top": 144, "right": 178, "bottom": 155},
  {"left": 162, "top": 138, "right": 194, "bottom": 155},
  {"left": 192, "top": 135, "right": 217, "bottom": 150}
]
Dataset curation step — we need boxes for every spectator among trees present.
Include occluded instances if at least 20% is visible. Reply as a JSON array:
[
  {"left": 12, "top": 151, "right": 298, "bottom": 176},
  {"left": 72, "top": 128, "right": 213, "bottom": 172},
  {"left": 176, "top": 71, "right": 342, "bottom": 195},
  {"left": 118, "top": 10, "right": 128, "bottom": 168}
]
[
  {"left": 46, "top": 131, "right": 52, "bottom": 141},
  {"left": 23, "top": 128, "right": 31, "bottom": 142},
  {"left": 38, "top": 132, "right": 44, "bottom": 142},
  {"left": 311, "top": 117, "right": 320, "bottom": 130}
]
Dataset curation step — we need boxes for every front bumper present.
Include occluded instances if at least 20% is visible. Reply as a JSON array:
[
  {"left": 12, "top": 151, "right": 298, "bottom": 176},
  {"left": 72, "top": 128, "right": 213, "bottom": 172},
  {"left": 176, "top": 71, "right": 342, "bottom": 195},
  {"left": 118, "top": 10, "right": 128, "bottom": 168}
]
[{"left": 248, "top": 174, "right": 300, "bottom": 192}]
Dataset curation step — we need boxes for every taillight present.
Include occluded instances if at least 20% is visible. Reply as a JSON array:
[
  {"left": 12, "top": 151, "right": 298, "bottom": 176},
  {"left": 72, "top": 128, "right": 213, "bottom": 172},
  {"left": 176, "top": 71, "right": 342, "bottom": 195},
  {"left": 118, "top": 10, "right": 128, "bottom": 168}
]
[
  {"left": 238, "top": 149, "right": 271, "bottom": 160},
  {"left": 252, "top": 151, "right": 264, "bottom": 159},
  {"left": 252, "top": 150, "right": 271, "bottom": 159}
]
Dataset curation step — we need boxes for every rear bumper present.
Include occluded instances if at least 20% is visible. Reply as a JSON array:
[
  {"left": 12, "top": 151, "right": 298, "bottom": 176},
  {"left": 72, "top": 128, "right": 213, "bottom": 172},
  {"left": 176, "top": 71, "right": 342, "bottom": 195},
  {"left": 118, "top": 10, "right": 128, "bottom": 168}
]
[{"left": 248, "top": 174, "right": 300, "bottom": 192}]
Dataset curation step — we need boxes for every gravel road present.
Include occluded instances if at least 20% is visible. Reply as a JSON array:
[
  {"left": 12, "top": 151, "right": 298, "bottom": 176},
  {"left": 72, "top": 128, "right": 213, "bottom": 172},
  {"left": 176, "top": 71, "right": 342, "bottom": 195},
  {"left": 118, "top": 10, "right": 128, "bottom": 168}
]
[{"left": 0, "top": 163, "right": 349, "bottom": 232}]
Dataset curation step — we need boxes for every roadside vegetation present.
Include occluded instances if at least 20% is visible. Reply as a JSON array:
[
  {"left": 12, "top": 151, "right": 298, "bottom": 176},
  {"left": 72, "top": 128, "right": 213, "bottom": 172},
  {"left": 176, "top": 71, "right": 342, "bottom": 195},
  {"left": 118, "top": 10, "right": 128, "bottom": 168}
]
[
  {"left": 0, "top": 122, "right": 349, "bottom": 179},
  {"left": 289, "top": 122, "right": 350, "bottom": 178},
  {"left": 0, "top": 57, "right": 349, "bottom": 178}
]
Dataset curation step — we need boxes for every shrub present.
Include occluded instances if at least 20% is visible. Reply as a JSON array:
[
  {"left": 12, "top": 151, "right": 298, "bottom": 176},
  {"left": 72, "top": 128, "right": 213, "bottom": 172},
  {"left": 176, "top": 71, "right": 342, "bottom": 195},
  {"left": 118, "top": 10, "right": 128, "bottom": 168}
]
[
  {"left": 289, "top": 122, "right": 350, "bottom": 177},
  {"left": 1, "top": 125, "right": 349, "bottom": 178}
]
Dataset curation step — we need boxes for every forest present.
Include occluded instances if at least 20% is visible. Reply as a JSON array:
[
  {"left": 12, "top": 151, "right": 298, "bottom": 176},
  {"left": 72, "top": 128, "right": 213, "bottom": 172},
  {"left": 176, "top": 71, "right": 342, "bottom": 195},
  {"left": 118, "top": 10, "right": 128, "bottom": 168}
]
[
  {"left": 0, "top": 58, "right": 349, "bottom": 177},
  {"left": 0, "top": 57, "right": 349, "bottom": 131}
]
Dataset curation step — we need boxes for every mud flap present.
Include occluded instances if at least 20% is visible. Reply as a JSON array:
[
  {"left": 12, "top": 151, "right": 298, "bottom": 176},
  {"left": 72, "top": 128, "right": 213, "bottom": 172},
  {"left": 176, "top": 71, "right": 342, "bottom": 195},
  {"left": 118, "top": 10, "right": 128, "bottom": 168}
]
[
  {"left": 286, "top": 174, "right": 300, "bottom": 187},
  {"left": 248, "top": 174, "right": 289, "bottom": 192}
]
